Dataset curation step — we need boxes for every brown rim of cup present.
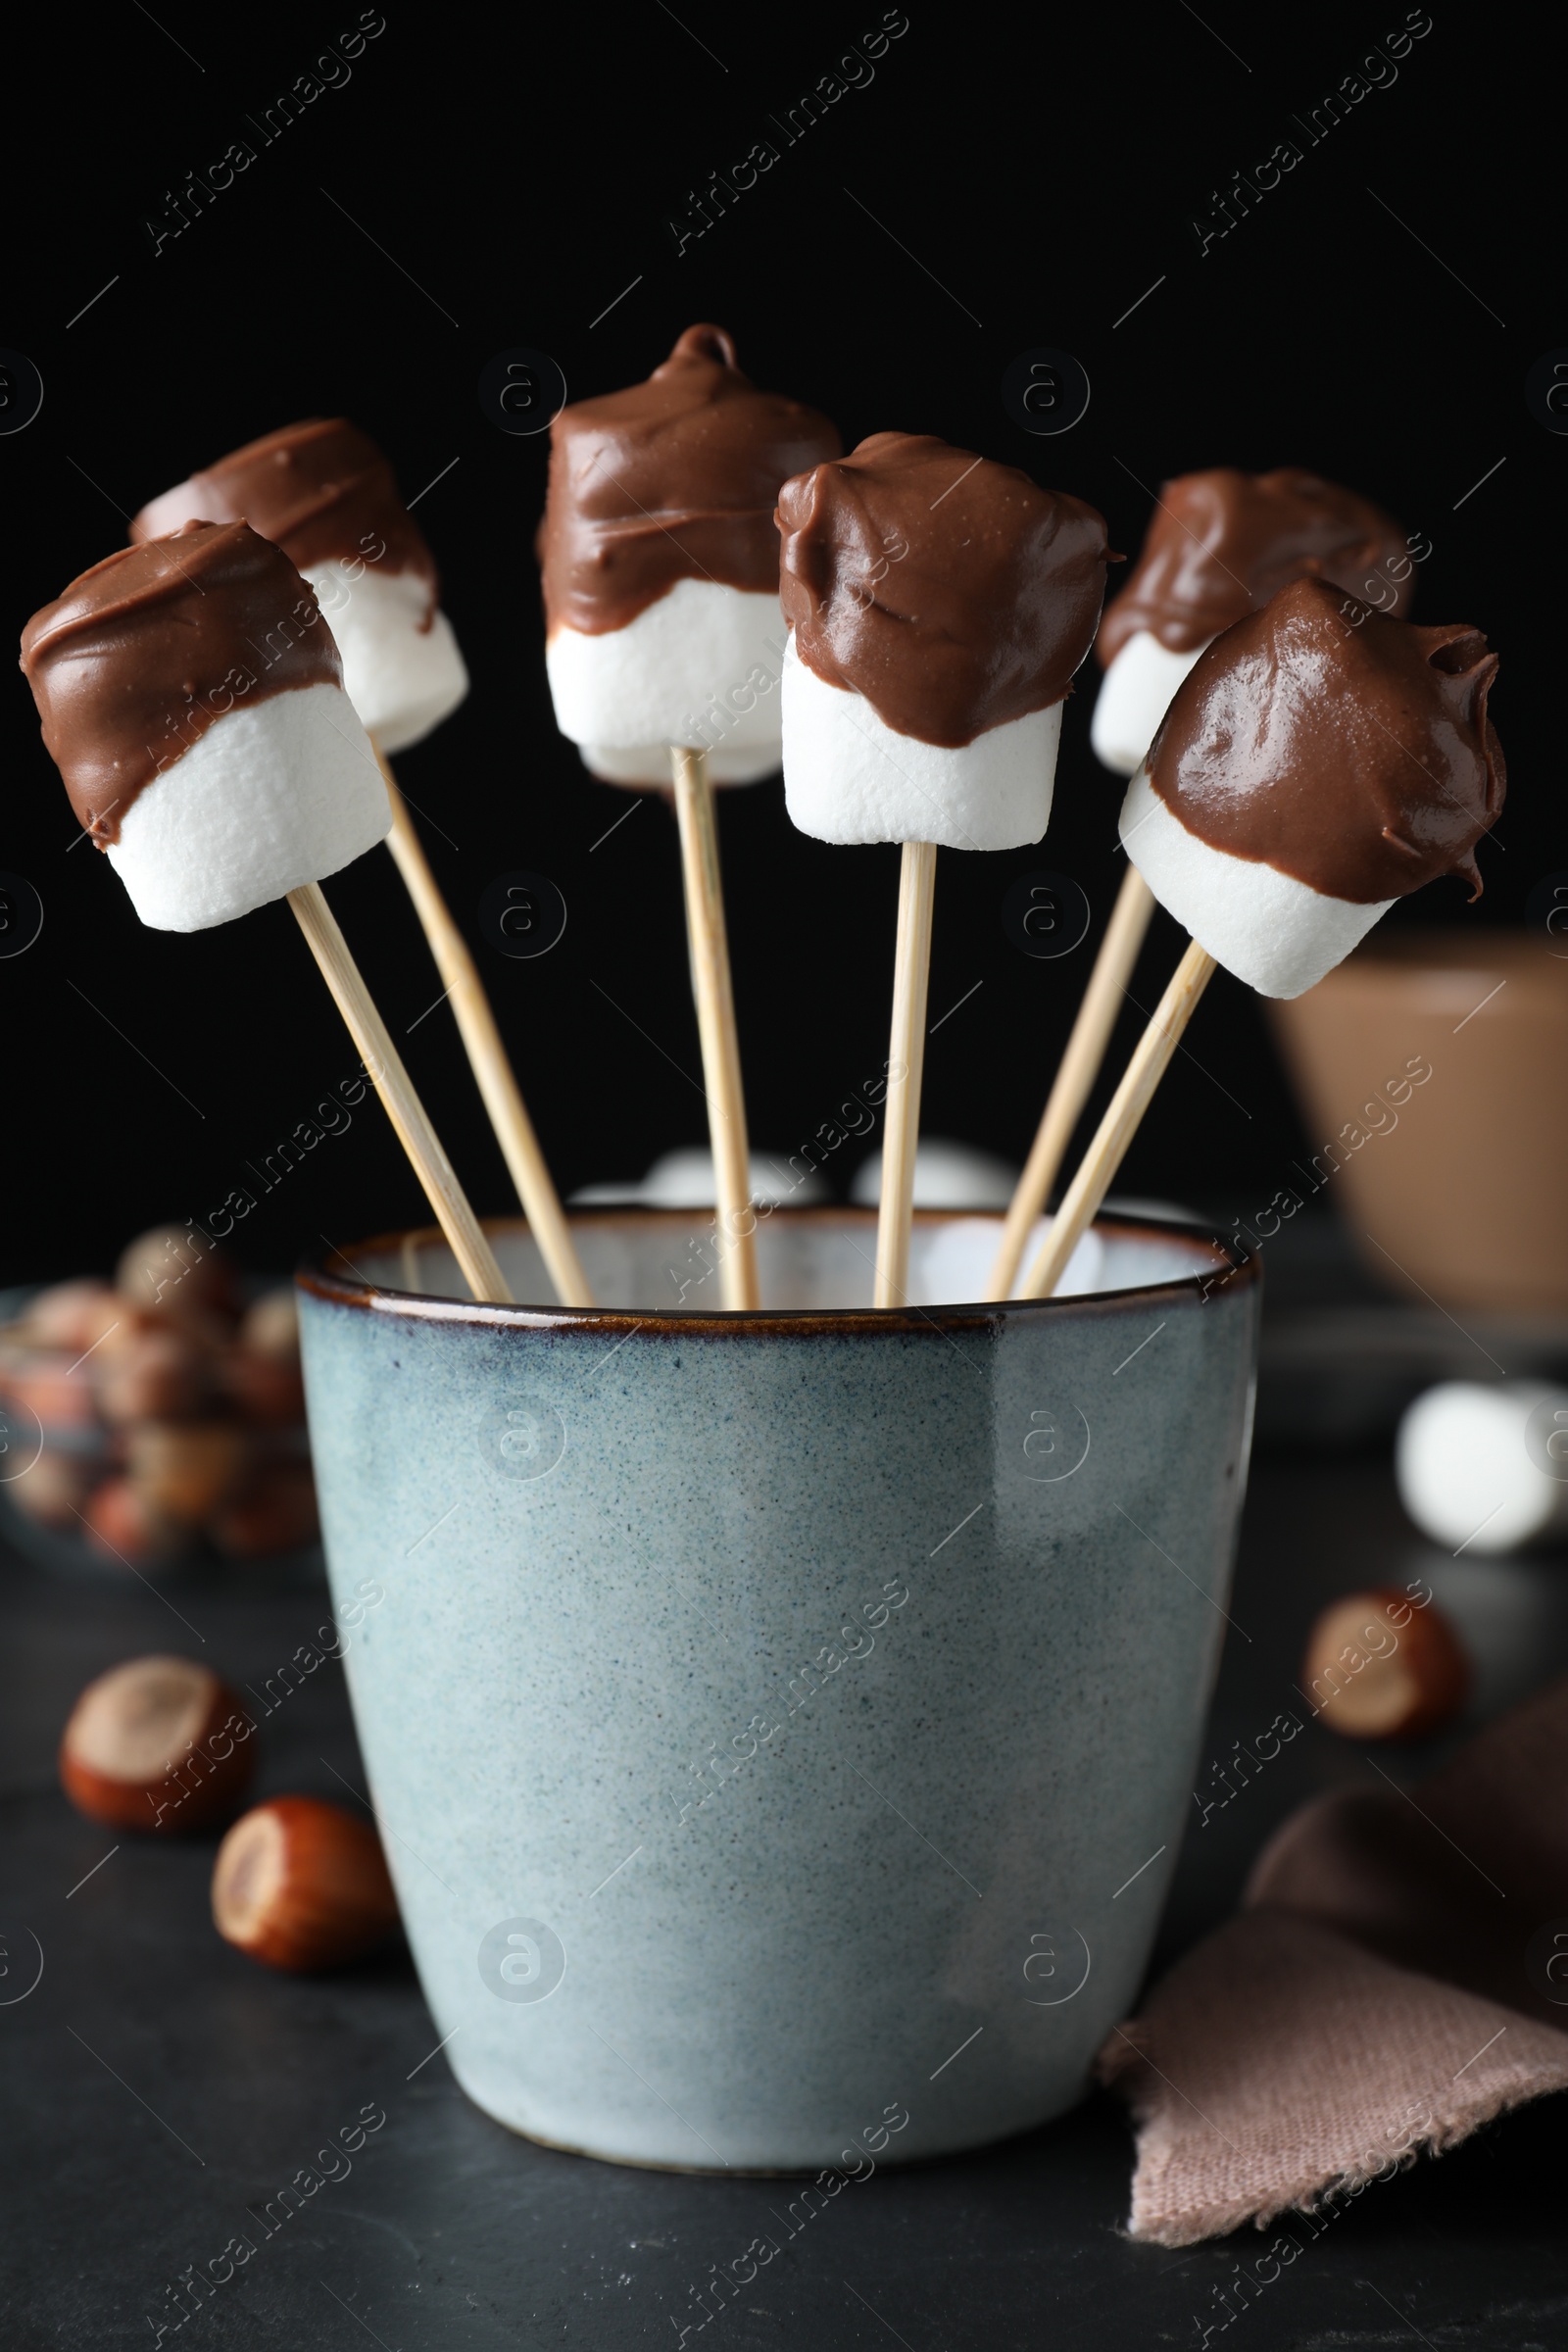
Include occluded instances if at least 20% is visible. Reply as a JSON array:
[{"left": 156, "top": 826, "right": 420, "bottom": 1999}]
[{"left": 296, "top": 1205, "right": 1259, "bottom": 1339}]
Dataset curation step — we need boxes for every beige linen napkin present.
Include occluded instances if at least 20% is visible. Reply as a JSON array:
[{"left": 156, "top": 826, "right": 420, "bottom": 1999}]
[{"left": 1097, "top": 1674, "right": 1568, "bottom": 2244}]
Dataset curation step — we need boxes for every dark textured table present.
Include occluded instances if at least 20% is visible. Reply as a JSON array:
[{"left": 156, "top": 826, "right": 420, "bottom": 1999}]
[{"left": 5, "top": 1437, "right": 1568, "bottom": 2350}]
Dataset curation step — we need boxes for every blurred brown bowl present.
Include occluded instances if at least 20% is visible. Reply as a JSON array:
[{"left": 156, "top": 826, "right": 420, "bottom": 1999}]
[{"left": 1268, "top": 931, "right": 1568, "bottom": 1316}]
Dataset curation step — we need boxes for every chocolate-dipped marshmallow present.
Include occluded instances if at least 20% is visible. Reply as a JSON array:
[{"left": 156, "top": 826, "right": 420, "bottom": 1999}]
[
  {"left": 1092, "top": 467, "right": 1410, "bottom": 776},
  {"left": 133, "top": 423, "right": 588, "bottom": 1307},
  {"left": 1119, "top": 576, "right": 1504, "bottom": 998},
  {"left": 540, "top": 325, "right": 840, "bottom": 785},
  {"left": 131, "top": 420, "right": 467, "bottom": 756},
  {"left": 778, "top": 432, "right": 1109, "bottom": 848},
  {"left": 21, "top": 522, "right": 388, "bottom": 931},
  {"left": 23, "top": 522, "right": 511, "bottom": 1305}
]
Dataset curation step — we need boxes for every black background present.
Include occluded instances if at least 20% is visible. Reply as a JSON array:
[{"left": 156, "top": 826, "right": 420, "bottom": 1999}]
[{"left": 3, "top": 0, "right": 1554, "bottom": 1286}]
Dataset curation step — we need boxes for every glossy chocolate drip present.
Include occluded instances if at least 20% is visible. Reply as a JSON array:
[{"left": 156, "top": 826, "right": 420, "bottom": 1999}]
[
  {"left": 1098, "top": 467, "right": 1410, "bottom": 665},
  {"left": 1147, "top": 576, "right": 1504, "bottom": 904},
  {"left": 778, "top": 432, "right": 1109, "bottom": 748},
  {"left": 20, "top": 521, "right": 341, "bottom": 847},
  {"left": 539, "top": 325, "right": 841, "bottom": 636},
  {"left": 130, "top": 418, "right": 437, "bottom": 616}
]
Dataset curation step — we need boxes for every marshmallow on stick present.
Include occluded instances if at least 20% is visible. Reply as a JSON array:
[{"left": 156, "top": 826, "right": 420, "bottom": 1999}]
[
  {"left": 20, "top": 521, "right": 511, "bottom": 1305},
  {"left": 541, "top": 325, "right": 840, "bottom": 1309},
  {"left": 132, "top": 419, "right": 467, "bottom": 754},
  {"left": 131, "top": 420, "right": 589, "bottom": 1307},
  {"left": 541, "top": 324, "right": 839, "bottom": 786},
  {"left": 776, "top": 432, "right": 1109, "bottom": 1306},
  {"left": 1093, "top": 466, "right": 1413, "bottom": 776},
  {"left": 1021, "top": 575, "right": 1505, "bottom": 1300},
  {"left": 993, "top": 466, "right": 1415, "bottom": 1298}
]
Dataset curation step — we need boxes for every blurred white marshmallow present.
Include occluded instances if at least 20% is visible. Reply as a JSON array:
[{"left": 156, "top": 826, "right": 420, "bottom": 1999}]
[
  {"left": 911, "top": 1215, "right": 1103, "bottom": 1305},
  {"left": 571, "top": 1148, "right": 829, "bottom": 1209},
  {"left": 851, "top": 1139, "right": 1021, "bottom": 1211},
  {"left": 1396, "top": 1381, "right": 1568, "bottom": 1555}
]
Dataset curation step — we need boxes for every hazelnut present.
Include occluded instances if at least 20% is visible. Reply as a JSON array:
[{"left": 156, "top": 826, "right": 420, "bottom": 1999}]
[
  {"left": 212, "top": 1797, "right": 399, "bottom": 1971},
  {"left": 6, "top": 1446, "right": 92, "bottom": 1528},
  {"left": 60, "top": 1655, "right": 255, "bottom": 1833},
  {"left": 0, "top": 1350, "right": 100, "bottom": 1430},
  {"left": 1301, "top": 1587, "right": 1470, "bottom": 1741},
  {"left": 218, "top": 1346, "right": 305, "bottom": 1427},
  {"left": 79, "top": 1475, "right": 186, "bottom": 1566},
  {"left": 97, "top": 1330, "right": 212, "bottom": 1426},
  {"left": 239, "top": 1289, "right": 300, "bottom": 1362},
  {"left": 126, "top": 1422, "right": 248, "bottom": 1526},
  {"left": 20, "top": 1280, "right": 123, "bottom": 1355},
  {"left": 210, "top": 1462, "right": 318, "bottom": 1557},
  {"left": 115, "top": 1225, "right": 241, "bottom": 1329}
]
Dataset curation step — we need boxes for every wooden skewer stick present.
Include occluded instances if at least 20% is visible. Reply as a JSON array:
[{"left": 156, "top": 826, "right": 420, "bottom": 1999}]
[
  {"left": 670, "top": 747, "right": 760, "bottom": 1311},
  {"left": 375, "top": 752, "right": 594, "bottom": 1308},
  {"left": 873, "top": 841, "right": 939, "bottom": 1309},
  {"left": 989, "top": 865, "right": 1156, "bottom": 1299},
  {"left": 287, "top": 881, "right": 513, "bottom": 1305},
  {"left": 1019, "top": 937, "right": 1217, "bottom": 1301}
]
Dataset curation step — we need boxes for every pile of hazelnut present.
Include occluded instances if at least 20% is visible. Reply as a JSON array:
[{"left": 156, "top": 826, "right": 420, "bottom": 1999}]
[
  {"left": 0, "top": 1224, "right": 318, "bottom": 1564},
  {"left": 62, "top": 1654, "right": 399, "bottom": 1972}
]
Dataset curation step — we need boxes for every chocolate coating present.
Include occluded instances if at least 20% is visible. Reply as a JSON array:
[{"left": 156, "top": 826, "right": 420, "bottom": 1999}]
[
  {"left": 1147, "top": 576, "right": 1504, "bottom": 904},
  {"left": 130, "top": 419, "right": 436, "bottom": 616},
  {"left": 20, "top": 521, "right": 341, "bottom": 846},
  {"left": 778, "top": 432, "right": 1109, "bottom": 748},
  {"left": 539, "top": 325, "right": 841, "bottom": 636},
  {"left": 1098, "top": 466, "right": 1410, "bottom": 665}
]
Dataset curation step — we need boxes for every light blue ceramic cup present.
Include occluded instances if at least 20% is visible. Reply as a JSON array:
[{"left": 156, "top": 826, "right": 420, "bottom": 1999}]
[{"left": 299, "top": 1208, "right": 1258, "bottom": 2172}]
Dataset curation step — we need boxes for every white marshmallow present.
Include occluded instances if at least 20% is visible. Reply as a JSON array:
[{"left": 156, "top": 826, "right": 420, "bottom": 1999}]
[
  {"left": 305, "top": 563, "right": 467, "bottom": 755},
  {"left": 909, "top": 1215, "right": 1103, "bottom": 1304},
  {"left": 1119, "top": 765, "right": 1393, "bottom": 1000},
  {"left": 850, "top": 1139, "right": 1021, "bottom": 1210},
  {"left": 1396, "top": 1381, "right": 1568, "bottom": 1555},
  {"left": 579, "top": 739, "right": 780, "bottom": 789},
  {"left": 546, "top": 579, "right": 786, "bottom": 776},
  {"left": 781, "top": 637, "right": 1060, "bottom": 851},
  {"left": 1090, "top": 629, "right": 1210, "bottom": 776},
  {"left": 571, "top": 1149, "right": 829, "bottom": 1207},
  {"left": 107, "top": 684, "right": 390, "bottom": 933},
  {"left": 639, "top": 1149, "right": 830, "bottom": 1208}
]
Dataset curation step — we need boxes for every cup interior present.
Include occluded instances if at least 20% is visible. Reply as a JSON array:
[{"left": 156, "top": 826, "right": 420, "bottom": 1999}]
[{"left": 326, "top": 1205, "right": 1229, "bottom": 1319}]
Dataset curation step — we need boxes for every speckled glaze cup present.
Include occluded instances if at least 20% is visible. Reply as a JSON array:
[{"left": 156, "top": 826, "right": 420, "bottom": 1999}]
[{"left": 299, "top": 1208, "right": 1258, "bottom": 2173}]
